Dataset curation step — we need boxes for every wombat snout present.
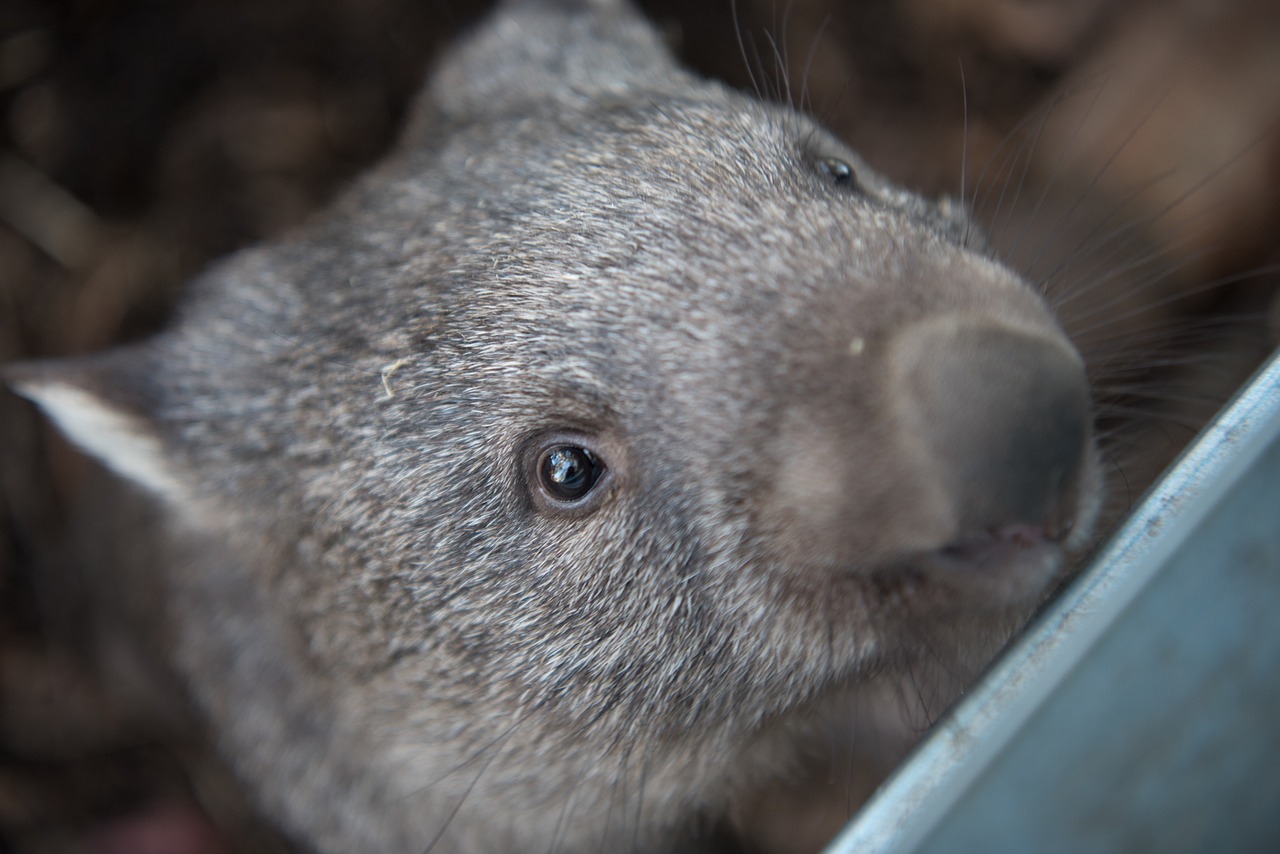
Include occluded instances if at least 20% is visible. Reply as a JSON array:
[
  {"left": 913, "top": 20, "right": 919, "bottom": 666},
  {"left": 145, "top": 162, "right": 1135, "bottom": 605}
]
[
  {"left": 892, "top": 316, "right": 1090, "bottom": 545},
  {"left": 764, "top": 287, "right": 1095, "bottom": 613}
]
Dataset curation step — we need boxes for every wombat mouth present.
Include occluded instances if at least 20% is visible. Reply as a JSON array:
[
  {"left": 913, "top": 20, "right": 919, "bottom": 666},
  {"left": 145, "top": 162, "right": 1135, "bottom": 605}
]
[
  {"left": 937, "top": 523, "right": 1064, "bottom": 565},
  {"left": 878, "top": 526, "right": 1069, "bottom": 613}
]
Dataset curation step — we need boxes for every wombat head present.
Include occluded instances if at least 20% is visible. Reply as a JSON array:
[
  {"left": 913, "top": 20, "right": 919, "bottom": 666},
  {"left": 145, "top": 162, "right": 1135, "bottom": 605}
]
[{"left": 8, "top": 0, "right": 1101, "bottom": 850}]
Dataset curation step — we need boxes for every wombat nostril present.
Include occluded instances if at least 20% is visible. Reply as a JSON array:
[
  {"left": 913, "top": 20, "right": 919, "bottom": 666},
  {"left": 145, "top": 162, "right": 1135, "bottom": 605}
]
[{"left": 892, "top": 316, "right": 1091, "bottom": 539}]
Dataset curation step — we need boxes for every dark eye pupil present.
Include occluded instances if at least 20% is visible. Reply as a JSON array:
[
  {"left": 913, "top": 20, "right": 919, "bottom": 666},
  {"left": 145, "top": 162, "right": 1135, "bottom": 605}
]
[
  {"left": 818, "top": 157, "right": 854, "bottom": 185},
  {"left": 540, "top": 446, "right": 601, "bottom": 501}
]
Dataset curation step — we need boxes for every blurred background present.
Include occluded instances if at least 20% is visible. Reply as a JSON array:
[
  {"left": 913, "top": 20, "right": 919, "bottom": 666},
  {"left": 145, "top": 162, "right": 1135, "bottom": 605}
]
[{"left": 1, "top": 0, "right": 1277, "bottom": 851}]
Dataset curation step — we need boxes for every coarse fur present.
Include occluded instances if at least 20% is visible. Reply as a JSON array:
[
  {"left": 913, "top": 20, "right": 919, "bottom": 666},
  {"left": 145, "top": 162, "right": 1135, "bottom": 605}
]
[{"left": 6, "top": 0, "right": 1103, "bottom": 851}]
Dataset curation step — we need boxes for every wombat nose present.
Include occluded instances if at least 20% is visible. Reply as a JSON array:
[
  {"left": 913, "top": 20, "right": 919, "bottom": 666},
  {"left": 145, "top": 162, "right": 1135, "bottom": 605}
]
[{"left": 892, "top": 317, "right": 1090, "bottom": 538}]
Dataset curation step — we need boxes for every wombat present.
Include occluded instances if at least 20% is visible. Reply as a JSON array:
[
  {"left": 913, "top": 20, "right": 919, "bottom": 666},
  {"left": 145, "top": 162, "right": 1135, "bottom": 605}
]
[{"left": 5, "top": 0, "right": 1101, "bottom": 850}]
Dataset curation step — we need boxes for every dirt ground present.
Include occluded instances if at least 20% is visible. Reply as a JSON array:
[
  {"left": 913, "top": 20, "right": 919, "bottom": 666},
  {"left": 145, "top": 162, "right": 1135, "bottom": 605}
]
[{"left": 0, "top": 1, "right": 1277, "bottom": 852}]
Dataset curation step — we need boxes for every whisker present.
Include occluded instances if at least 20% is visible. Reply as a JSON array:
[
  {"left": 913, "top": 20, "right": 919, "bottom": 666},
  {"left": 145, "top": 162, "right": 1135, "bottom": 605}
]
[
  {"left": 421, "top": 713, "right": 525, "bottom": 853},
  {"left": 798, "top": 12, "right": 833, "bottom": 120}
]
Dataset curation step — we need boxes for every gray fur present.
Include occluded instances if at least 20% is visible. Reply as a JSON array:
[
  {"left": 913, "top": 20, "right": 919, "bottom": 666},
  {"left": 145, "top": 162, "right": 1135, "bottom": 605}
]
[{"left": 7, "top": 0, "right": 1101, "bottom": 850}]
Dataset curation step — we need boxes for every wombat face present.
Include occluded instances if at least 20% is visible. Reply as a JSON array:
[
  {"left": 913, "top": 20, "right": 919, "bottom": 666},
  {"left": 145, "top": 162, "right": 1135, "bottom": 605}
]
[{"left": 8, "top": 0, "right": 1100, "bottom": 851}]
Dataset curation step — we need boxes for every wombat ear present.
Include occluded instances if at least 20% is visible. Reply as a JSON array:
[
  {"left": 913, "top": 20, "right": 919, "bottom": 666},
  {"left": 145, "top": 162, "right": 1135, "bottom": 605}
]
[
  {"left": 5, "top": 350, "right": 188, "bottom": 505},
  {"left": 424, "top": 0, "right": 685, "bottom": 120}
]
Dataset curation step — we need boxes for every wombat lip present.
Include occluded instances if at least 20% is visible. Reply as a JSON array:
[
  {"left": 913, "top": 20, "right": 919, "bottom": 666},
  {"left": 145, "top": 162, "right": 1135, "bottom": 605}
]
[
  {"left": 937, "top": 526, "right": 1053, "bottom": 564},
  {"left": 941, "top": 521, "right": 1066, "bottom": 557},
  {"left": 915, "top": 524, "right": 1068, "bottom": 608}
]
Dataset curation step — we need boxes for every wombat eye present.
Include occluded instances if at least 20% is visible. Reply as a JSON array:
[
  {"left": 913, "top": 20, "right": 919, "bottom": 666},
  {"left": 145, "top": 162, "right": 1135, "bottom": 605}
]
[
  {"left": 816, "top": 157, "right": 856, "bottom": 186},
  {"left": 538, "top": 446, "right": 604, "bottom": 502}
]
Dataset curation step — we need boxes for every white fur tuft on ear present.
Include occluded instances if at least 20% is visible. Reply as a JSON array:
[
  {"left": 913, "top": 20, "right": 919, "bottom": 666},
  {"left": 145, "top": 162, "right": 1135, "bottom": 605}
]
[{"left": 14, "top": 380, "right": 188, "bottom": 503}]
